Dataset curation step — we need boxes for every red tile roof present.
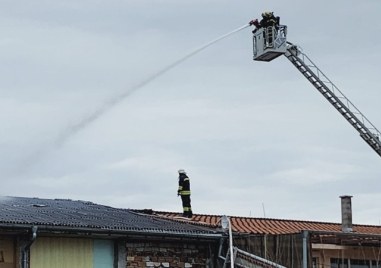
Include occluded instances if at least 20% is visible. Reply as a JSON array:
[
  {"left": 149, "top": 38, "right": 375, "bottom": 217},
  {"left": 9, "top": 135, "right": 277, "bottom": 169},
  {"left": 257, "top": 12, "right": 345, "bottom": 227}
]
[{"left": 149, "top": 211, "right": 381, "bottom": 235}]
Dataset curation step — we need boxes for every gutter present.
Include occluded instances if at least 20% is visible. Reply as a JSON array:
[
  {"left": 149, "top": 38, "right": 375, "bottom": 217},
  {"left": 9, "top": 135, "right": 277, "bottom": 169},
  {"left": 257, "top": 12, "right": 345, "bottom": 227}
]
[
  {"left": 22, "top": 226, "right": 38, "bottom": 268},
  {"left": 0, "top": 223, "right": 223, "bottom": 240}
]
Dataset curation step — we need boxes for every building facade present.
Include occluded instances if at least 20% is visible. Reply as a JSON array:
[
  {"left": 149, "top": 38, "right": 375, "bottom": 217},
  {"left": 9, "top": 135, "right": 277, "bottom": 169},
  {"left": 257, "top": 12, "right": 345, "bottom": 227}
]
[
  {"left": 0, "top": 197, "right": 222, "bottom": 268},
  {"left": 150, "top": 196, "right": 381, "bottom": 268}
]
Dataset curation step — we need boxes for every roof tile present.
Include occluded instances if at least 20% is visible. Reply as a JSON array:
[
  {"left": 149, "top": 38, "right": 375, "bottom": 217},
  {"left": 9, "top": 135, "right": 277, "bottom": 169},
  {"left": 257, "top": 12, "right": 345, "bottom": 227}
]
[{"left": 150, "top": 211, "right": 381, "bottom": 235}]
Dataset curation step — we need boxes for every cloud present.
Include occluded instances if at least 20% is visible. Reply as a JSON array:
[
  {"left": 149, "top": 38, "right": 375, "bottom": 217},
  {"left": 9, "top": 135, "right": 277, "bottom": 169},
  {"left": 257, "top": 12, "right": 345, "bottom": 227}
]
[{"left": 1, "top": 0, "right": 381, "bottom": 225}]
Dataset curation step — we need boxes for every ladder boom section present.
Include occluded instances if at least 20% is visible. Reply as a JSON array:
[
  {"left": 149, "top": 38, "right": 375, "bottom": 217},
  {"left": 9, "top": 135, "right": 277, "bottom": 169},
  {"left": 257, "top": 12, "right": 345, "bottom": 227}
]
[{"left": 284, "top": 43, "right": 381, "bottom": 157}]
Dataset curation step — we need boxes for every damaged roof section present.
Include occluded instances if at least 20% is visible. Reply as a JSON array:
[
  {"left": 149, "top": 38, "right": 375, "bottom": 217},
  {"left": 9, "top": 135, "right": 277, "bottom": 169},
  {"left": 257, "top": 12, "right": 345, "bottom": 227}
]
[{"left": 0, "top": 196, "right": 221, "bottom": 238}]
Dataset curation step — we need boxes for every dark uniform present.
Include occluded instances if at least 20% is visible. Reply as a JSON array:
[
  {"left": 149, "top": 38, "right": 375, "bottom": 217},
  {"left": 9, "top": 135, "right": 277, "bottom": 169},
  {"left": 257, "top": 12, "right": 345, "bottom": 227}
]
[
  {"left": 177, "top": 169, "right": 193, "bottom": 218},
  {"left": 260, "top": 12, "right": 279, "bottom": 28},
  {"left": 259, "top": 12, "right": 280, "bottom": 47}
]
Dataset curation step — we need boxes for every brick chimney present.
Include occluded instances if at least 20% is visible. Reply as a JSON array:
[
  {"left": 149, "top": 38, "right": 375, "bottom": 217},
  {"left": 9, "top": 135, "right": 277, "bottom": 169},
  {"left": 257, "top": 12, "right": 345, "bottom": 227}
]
[{"left": 340, "top": 195, "right": 353, "bottom": 233}]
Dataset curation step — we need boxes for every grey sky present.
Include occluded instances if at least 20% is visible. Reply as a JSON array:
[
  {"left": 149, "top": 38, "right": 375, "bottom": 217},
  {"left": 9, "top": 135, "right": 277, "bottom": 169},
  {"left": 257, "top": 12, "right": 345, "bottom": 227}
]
[{"left": 1, "top": 0, "right": 381, "bottom": 225}]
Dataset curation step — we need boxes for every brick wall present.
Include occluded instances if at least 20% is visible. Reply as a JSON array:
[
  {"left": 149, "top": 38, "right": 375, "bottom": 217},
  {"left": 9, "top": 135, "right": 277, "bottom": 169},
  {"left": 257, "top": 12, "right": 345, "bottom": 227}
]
[{"left": 126, "top": 241, "right": 211, "bottom": 268}]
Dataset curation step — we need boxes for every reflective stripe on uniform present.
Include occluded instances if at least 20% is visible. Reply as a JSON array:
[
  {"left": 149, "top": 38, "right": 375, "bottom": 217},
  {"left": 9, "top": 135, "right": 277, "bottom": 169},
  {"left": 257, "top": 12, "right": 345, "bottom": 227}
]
[{"left": 180, "top": 191, "right": 191, "bottom": 195}]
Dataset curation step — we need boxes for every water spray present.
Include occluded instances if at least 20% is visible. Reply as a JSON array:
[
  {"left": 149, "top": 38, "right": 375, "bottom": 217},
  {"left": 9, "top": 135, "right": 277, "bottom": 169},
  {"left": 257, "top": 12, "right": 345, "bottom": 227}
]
[
  {"left": 55, "top": 23, "right": 251, "bottom": 146},
  {"left": 12, "top": 23, "right": 251, "bottom": 176}
]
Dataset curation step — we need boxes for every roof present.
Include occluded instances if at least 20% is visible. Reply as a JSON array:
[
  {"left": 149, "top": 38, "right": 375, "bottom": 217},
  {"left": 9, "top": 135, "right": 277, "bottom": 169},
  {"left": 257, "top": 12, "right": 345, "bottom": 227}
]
[
  {"left": 146, "top": 211, "right": 381, "bottom": 236},
  {"left": 0, "top": 197, "right": 220, "bottom": 238}
]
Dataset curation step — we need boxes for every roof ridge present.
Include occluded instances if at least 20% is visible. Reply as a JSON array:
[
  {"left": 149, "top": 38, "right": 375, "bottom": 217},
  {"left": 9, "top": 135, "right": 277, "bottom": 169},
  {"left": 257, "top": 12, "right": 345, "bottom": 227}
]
[{"left": 3, "top": 196, "right": 95, "bottom": 204}]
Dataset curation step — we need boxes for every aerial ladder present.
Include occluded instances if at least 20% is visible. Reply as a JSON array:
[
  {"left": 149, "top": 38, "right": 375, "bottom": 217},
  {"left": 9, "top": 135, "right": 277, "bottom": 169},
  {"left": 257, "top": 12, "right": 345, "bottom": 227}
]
[{"left": 251, "top": 24, "right": 381, "bottom": 158}]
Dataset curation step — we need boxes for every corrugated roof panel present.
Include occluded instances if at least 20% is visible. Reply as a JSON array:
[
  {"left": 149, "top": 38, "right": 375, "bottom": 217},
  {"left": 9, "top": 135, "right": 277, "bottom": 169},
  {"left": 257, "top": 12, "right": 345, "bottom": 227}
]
[{"left": 0, "top": 197, "right": 220, "bottom": 237}]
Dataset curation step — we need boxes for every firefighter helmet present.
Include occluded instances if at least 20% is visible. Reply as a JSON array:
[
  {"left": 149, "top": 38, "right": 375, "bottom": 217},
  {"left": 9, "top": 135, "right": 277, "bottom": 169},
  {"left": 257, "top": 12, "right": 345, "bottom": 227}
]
[
  {"left": 178, "top": 169, "right": 186, "bottom": 174},
  {"left": 262, "top": 11, "right": 273, "bottom": 18}
]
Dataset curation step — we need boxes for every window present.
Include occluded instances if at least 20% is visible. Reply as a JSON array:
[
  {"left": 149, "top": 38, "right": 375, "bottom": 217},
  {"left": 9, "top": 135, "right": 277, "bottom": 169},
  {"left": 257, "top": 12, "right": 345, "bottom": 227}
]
[
  {"left": 351, "top": 259, "right": 370, "bottom": 268},
  {"left": 313, "top": 257, "right": 319, "bottom": 268},
  {"left": 331, "top": 258, "right": 349, "bottom": 268},
  {"left": 371, "top": 260, "right": 380, "bottom": 268},
  {"left": 331, "top": 258, "right": 375, "bottom": 268}
]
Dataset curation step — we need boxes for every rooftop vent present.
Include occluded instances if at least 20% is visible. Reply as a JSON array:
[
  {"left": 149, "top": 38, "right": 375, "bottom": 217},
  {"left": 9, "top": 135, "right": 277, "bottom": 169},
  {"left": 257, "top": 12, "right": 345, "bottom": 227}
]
[{"left": 32, "top": 204, "right": 48, "bottom": 208}]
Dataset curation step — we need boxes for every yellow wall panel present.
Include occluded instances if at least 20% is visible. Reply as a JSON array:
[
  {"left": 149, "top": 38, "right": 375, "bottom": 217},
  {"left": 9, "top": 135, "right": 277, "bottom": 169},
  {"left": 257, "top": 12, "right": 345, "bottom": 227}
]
[
  {"left": 30, "top": 237, "right": 93, "bottom": 268},
  {"left": 0, "top": 238, "right": 14, "bottom": 268}
]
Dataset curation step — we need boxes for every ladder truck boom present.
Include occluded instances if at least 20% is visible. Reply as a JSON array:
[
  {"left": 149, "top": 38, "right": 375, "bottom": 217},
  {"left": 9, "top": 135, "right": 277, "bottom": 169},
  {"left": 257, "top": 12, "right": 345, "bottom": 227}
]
[{"left": 252, "top": 25, "right": 381, "bottom": 157}]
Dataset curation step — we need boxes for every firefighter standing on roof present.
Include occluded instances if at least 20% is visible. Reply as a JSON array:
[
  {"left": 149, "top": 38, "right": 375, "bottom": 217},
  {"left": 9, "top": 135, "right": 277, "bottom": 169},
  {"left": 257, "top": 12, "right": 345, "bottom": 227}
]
[{"left": 177, "top": 169, "right": 193, "bottom": 218}]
